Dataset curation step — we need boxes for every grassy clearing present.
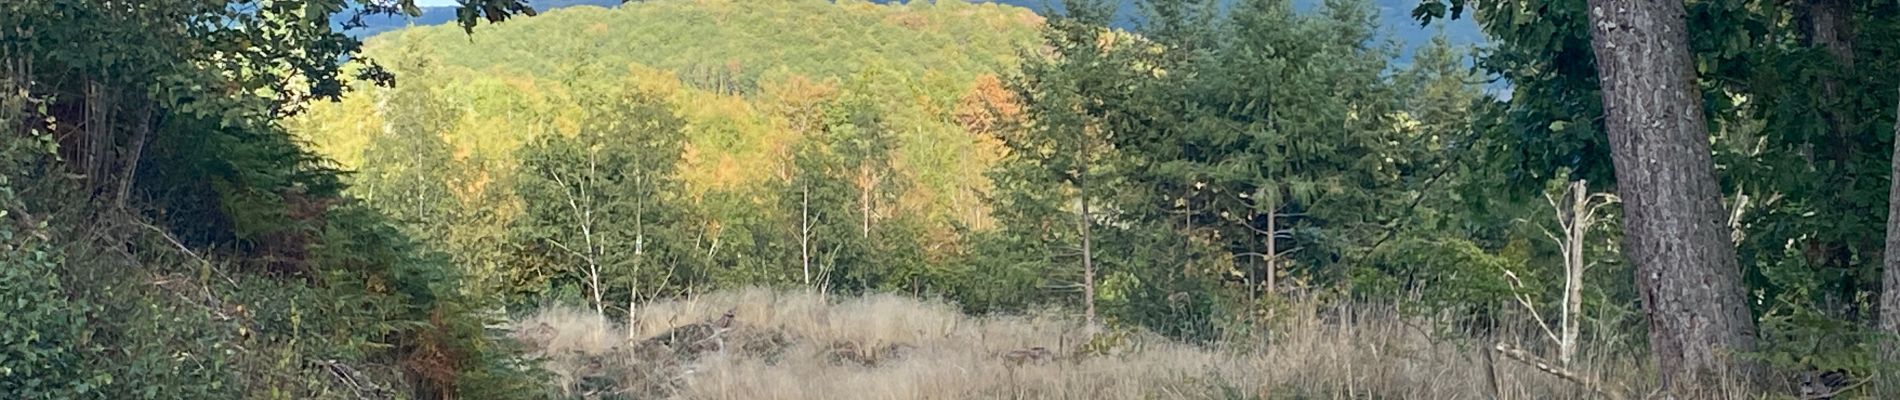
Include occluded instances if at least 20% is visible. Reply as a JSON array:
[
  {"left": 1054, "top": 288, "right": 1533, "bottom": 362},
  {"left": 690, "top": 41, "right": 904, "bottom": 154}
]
[{"left": 511, "top": 288, "right": 1675, "bottom": 399}]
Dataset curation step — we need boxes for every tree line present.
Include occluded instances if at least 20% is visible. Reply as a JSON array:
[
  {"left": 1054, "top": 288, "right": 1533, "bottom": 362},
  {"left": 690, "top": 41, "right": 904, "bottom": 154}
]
[
  {"left": 333, "top": 0, "right": 1900, "bottom": 395},
  {"left": 7, "top": 0, "right": 1900, "bottom": 397}
]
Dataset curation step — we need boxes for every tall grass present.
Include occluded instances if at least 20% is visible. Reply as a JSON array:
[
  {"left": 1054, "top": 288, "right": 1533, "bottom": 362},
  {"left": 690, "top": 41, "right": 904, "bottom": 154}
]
[{"left": 514, "top": 287, "right": 1668, "bottom": 399}]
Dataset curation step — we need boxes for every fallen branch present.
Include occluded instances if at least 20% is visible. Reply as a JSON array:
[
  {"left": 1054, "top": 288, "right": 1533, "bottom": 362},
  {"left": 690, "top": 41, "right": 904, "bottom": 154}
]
[
  {"left": 317, "top": 359, "right": 393, "bottom": 400},
  {"left": 1492, "top": 342, "right": 1622, "bottom": 400}
]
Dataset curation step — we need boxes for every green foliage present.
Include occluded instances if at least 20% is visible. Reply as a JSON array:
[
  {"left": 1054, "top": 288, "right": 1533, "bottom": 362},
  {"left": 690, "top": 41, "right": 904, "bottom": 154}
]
[
  {"left": 1360, "top": 238, "right": 1515, "bottom": 323},
  {"left": 0, "top": 102, "right": 107, "bottom": 397},
  {"left": 1756, "top": 254, "right": 1879, "bottom": 378},
  {"left": 0, "top": 221, "right": 93, "bottom": 398},
  {"left": 378, "top": 0, "right": 1039, "bottom": 97},
  {"left": 290, "top": 0, "right": 1047, "bottom": 318},
  {"left": 0, "top": 73, "right": 120, "bottom": 399},
  {"left": 984, "top": 0, "right": 1499, "bottom": 340},
  {"left": 512, "top": 83, "right": 703, "bottom": 309},
  {"left": 1409, "top": 0, "right": 1900, "bottom": 382},
  {"left": 301, "top": 0, "right": 1045, "bottom": 236},
  {"left": 1, "top": 0, "right": 555, "bottom": 397}
]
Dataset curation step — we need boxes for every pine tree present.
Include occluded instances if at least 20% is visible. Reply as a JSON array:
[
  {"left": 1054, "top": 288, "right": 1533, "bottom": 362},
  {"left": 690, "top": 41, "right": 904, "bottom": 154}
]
[{"left": 1008, "top": 0, "right": 1131, "bottom": 325}]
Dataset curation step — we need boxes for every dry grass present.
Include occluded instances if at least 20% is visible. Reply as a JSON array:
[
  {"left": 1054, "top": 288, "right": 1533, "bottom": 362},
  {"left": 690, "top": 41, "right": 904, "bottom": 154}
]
[{"left": 512, "top": 287, "right": 1674, "bottom": 400}]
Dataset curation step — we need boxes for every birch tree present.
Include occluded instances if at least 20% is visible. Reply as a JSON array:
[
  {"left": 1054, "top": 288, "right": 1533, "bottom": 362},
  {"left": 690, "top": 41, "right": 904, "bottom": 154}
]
[{"left": 514, "top": 85, "right": 693, "bottom": 315}]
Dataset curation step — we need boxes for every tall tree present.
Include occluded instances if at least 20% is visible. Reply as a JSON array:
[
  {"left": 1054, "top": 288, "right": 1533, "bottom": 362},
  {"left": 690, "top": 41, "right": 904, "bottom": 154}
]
[
  {"left": 358, "top": 53, "right": 461, "bottom": 242},
  {"left": 1584, "top": 0, "right": 1758, "bottom": 388},
  {"left": 828, "top": 84, "right": 903, "bottom": 241},
  {"left": 1537, "top": 177, "right": 1618, "bottom": 366},
  {"left": 513, "top": 84, "right": 694, "bottom": 314},
  {"left": 776, "top": 127, "right": 858, "bottom": 296},
  {"left": 1115, "top": 0, "right": 1438, "bottom": 297},
  {"left": 1884, "top": 87, "right": 1900, "bottom": 379},
  {"left": 1010, "top": 0, "right": 1131, "bottom": 325}
]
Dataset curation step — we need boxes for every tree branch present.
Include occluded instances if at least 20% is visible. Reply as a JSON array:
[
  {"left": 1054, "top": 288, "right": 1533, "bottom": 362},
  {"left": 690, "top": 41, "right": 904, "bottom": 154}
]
[
  {"left": 1498, "top": 267, "right": 1562, "bottom": 346},
  {"left": 1492, "top": 343, "right": 1622, "bottom": 400}
]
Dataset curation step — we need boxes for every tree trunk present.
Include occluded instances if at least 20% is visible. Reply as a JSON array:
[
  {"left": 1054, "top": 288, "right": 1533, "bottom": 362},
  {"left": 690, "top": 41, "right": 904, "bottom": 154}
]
[
  {"left": 1078, "top": 162, "right": 1096, "bottom": 327},
  {"left": 587, "top": 257, "right": 603, "bottom": 316},
  {"left": 1265, "top": 203, "right": 1278, "bottom": 294},
  {"left": 1558, "top": 180, "right": 1586, "bottom": 367},
  {"left": 584, "top": 151, "right": 604, "bottom": 316},
  {"left": 1802, "top": 0, "right": 1867, "bottom": 321},
  {"left": 1881, "top": 85, "right": 1900, "bottom": 382},
  {"left": 801, "top": 182, "right": 813, "bottom": 288},
  {"left": 858, "top": 166, "right": 870, "bottom": 238},
  {"left": 1584, "top": 0, "right": 1759, "bottom": 389},
  {"left": 861, "top": 167, "right": 872, "bottom": 238}
]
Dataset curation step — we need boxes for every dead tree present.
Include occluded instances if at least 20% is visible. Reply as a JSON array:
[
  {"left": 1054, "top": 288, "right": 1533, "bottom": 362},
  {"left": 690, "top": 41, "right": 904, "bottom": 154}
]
[{"left": 1539, "top": 179, "right": 1618, "bottom": 366}]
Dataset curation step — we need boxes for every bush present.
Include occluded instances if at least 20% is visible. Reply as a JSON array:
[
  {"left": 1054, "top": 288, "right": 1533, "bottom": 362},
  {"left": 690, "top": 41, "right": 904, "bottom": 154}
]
[
  {"left": 0, "top": 220, "right": 106, "bottom": 398},
  {"left": 0, "top": 72, "right": 108, "bottom": 398}
]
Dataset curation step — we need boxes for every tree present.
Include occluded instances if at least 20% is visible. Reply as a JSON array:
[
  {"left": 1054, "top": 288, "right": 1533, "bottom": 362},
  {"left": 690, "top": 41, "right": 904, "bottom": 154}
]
[
  {"left": 1884, "top": 87, "right": 1900, "bottom": 384},
  {"left": 1527, "top": 177, "right": 1617, "bottom": 366},
  {"left": 1114, "top": 0, "right": 1441, "bottom": 299},
  {"left": 358, "top": 53, "right": 461, "bottom": 243},
  {"left": 829, "top": 90, "right": 902, "bottom": 241},
  {"left": 513, "top": 83, "right": 694, "bottom": 315},
  {"left": 0, "top": 0, "right": 531, "bottom": 208},
  {"left": 2, "top": 1, "right": 548, "bottom": 397},
  {"left": 775, "top": 126, "right": 858, "bottom": 296},
  {"left": 1583, "top": 0, "right": 1758, "bottom": 388},
  {"left": 1008, "top": 0, "right": 1132, "bottom": 325}
]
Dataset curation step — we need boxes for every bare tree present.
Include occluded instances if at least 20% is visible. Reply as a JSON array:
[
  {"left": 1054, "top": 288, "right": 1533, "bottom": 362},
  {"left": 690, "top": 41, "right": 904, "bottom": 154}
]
[
  {"left": 1585, "top": 0, "right": 1760, "bottom": 388},
  {"left": 1529, "top": 179, "right": 1618, "bottom": 366}
]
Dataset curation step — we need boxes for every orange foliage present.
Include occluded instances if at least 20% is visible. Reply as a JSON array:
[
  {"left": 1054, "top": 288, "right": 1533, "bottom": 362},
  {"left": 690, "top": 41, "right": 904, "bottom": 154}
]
[
  {"left": 403, "top": 310, "right": 468, "bottom": 400},
  {"left": 762, "top": 74, "right": 839, "bottom": 136},
  {"left": 953, "top": 74, "right": 1022, "bottom": 139}
]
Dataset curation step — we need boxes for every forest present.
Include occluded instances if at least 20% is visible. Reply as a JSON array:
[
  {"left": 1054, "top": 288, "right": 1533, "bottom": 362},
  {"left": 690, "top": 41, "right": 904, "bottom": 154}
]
[{"left": 3, "top": 0, "right": 1900, "bottom": 398}]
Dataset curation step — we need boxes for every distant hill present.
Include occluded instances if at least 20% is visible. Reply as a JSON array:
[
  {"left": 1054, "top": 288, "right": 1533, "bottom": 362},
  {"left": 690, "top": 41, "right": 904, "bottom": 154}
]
[
  {"left": 300, "top": 0, "right": 1047, "bottom": 229},
  {"left": 333, "top": 0, "right": 626, "bottom": 38},
  {"left": 335, "top": 0, "right": 1485, "bottom": 64}
]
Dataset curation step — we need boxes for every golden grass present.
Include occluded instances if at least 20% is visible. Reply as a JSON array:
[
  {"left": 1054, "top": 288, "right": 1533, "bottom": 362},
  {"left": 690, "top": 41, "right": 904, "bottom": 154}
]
[{"left": 513, "top": 287, "right": 1676, "bottom": 399}]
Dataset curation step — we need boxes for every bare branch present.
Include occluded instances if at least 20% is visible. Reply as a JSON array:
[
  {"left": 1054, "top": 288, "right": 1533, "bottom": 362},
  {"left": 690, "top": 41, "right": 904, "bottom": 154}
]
[
  {"left": 543, "top": 238, "right": 592, "bottom": 264},
  {"left": 1498, "top": 267, "right": 1562, "bottom": 346},
  {"left": 1493, "top": 343, "right": 1622, "bottom": 400}
]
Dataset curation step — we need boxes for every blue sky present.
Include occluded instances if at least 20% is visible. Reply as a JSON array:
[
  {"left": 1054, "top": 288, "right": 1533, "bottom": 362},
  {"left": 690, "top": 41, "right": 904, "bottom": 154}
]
[{"left": 413, "top": 0, "right": 460, "bottom": 6}]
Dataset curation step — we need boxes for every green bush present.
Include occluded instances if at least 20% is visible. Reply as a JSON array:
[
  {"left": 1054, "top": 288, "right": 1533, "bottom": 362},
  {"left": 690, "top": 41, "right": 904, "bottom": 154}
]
[
  {"left": 0, "top": 73, "right": 107, "bottom": 398},
  {"left": 0, "top": 220, "right": 106, "bottom": 398}
]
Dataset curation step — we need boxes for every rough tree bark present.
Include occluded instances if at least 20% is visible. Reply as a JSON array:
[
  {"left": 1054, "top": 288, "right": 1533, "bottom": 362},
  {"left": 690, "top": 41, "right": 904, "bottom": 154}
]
[
  {"left": 1584, "top": 0, "right": 1759, "bottom": 389},
  {"left": 1882, "top": 85, "right": 1900, "bottom": 381},
  {"left": 1801, "top": 0, "right": 1868, "bottom": 321}
]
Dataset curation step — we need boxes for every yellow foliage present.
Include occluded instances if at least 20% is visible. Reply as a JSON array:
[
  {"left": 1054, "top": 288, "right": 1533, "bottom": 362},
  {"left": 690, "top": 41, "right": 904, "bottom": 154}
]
[{"left": 291, "top": 0, "right": 1039, "bottom": 238}]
